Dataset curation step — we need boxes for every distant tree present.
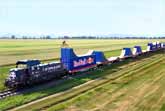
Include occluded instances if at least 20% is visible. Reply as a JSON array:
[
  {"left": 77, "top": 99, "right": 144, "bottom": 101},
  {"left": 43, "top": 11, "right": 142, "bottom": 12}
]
[
  {"left": 46, "top": 35, "right": 51, "bottom": 39},
  {"left": 64, "top": 36, "right": 70, "bottom": 39},
  {"left": 11, "top": 35, "right": 16, "bottom": 39},
  {"left": 22, "top": 36, "right": 28, "bottom": 39}
]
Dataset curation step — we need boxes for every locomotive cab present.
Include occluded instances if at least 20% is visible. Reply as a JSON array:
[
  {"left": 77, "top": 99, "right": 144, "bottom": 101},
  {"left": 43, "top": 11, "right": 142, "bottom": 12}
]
[
  {"left": 5, "top": 68, "right": 26, "bottom": 88},
  {"left": 16, "top": 59, "right": 41, "bottom": 68},
  {"left": 5, "top": 59, "right": 41, "bottom": 88}
]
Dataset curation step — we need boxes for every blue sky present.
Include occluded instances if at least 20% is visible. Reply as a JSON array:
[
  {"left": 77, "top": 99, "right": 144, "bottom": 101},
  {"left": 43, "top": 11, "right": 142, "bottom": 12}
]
[{"left": 0, "top": 0, "right": 164, "bottom": 37}]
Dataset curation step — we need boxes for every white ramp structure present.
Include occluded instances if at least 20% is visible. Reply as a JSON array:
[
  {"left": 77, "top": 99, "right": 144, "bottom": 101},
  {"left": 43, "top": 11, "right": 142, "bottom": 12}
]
[
  {"left": 119, "top": 48, "right": 133, "bottom": 59},
  {"left": 133, "top": 46, "right": 142, "bottom": 56}
]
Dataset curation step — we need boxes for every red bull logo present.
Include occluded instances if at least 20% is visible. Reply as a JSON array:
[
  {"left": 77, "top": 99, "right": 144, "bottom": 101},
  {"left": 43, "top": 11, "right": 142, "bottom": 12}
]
[{"left": 73, "top": 57, "right": 94, "bottom": 67}]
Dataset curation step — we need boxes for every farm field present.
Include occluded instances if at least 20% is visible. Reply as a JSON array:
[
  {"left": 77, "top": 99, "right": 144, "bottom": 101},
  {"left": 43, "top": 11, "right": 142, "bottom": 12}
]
[
  {"left": 1, "top": 39, "right": 164, "bottom": 91},
  {"left": 0, "top": 39, "right": 165, "bottom": 66},
  {"left": 0, "top": 50, "right": 162, "bottom": 111},
  {"left": 0, "top": 39, "right": 164, "bottom": 111},
  {"left": 8, "top": 50, "right": 165, "bottom": 111}
]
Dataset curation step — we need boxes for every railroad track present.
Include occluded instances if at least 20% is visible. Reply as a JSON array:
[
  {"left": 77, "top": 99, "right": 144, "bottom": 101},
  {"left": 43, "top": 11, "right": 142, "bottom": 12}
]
[{"left": 0, "top": 89, "right": 17, "bottom": 100}]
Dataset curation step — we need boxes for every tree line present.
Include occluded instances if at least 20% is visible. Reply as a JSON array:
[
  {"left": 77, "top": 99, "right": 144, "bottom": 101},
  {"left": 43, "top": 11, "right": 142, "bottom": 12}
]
[{"left": 0, "top": 35, "right": 165, "bottom": 39}]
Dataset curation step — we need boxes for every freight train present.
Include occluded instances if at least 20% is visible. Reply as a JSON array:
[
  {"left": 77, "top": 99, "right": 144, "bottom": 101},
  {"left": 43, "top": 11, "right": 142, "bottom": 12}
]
[{"left": 5, "top": 41, "right": 165, "bottom": 88}]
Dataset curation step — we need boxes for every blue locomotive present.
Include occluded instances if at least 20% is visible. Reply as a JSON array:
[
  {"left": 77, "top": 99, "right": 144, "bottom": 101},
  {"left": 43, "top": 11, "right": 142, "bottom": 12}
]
[
  {"left": 5, "top": 41, "right": 165, "bottom": 88},
  {"left": 5, "top": 60, "right": 67, "bottom": 88}
]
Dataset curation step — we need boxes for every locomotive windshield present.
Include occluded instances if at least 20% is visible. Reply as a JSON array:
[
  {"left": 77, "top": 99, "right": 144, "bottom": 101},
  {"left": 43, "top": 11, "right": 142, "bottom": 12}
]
[{"left": 16, "top": 64, "right": 27, "bottom": 69}]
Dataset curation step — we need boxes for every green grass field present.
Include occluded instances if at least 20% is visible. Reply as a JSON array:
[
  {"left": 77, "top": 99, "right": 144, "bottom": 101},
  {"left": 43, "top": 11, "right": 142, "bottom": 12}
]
[
  {"left": 9, "top": 51, "right": 165, "bottom": 111},
  {"left": 0, "top": 39, "right": 164, "bottom": 66},
  {"left": 1, "top": 39, "right": 164, "bottom": 91},
  {"left": 0, "top": 39, "right": 165, "bottom": 111}
]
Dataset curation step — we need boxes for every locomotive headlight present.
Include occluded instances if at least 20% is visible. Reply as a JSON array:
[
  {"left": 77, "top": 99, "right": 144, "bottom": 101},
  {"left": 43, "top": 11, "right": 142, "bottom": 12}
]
[{"left": 9, "top": 72, "right": 16, "bottom": 79}]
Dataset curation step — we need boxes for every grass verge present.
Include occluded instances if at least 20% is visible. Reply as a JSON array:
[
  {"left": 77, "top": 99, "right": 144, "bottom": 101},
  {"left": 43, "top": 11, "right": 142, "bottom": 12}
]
[{"left": 7, "top": 51, "right": 164, "bottom": 111}]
